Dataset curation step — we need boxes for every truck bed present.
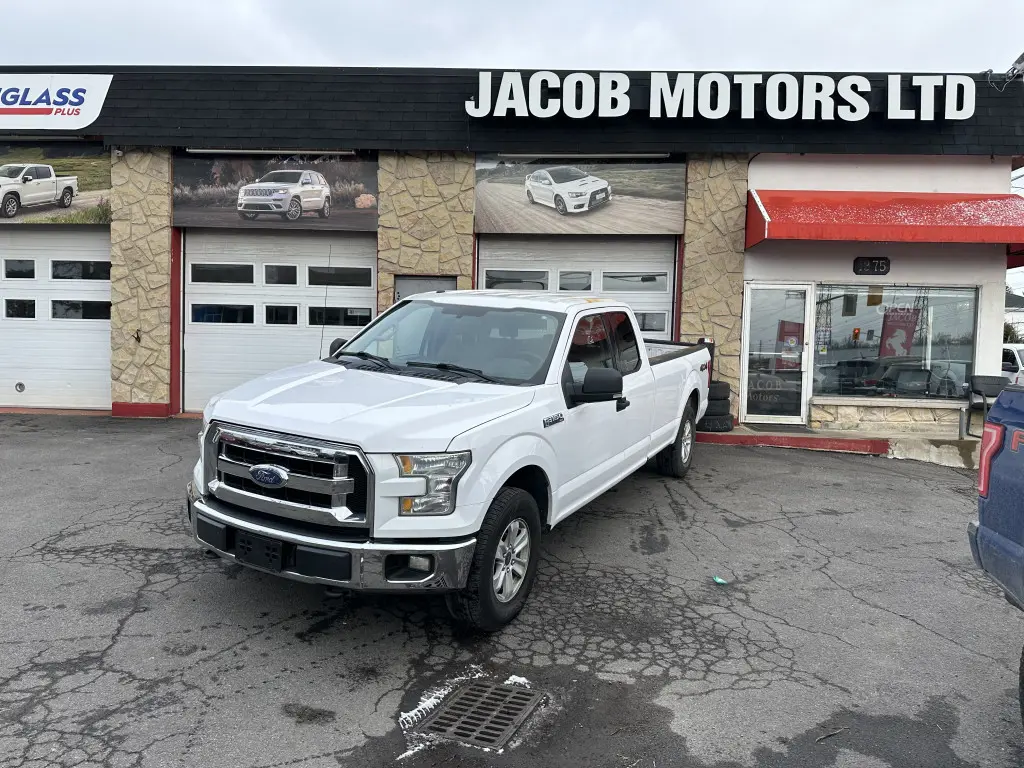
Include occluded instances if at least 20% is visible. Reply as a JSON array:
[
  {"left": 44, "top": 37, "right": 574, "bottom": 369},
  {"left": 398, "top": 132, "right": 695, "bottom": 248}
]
[{"left": 644, "top": 338, "right": 714, "bottom": 369}]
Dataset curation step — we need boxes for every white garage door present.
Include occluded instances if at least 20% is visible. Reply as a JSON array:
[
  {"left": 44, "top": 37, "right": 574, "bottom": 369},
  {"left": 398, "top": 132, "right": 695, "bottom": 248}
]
[
  {"left": 0, "top": 229, "right": 111, "bottom": 409},
  {"left": 477, "top": 236, "right": 677, "bottom": 339},
  {"left": 183, "top": 230, "right": 377, "bottom": 412}
]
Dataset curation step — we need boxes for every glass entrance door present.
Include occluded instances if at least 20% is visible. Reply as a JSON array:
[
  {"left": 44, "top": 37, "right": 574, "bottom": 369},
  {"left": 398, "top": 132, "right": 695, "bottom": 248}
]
[{"left": 740, "top": 283, "right": 813, "bottom": 425}]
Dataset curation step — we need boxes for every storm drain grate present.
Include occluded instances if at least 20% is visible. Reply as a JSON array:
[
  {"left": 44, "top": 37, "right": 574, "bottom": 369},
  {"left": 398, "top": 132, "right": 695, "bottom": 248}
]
[{"left": 413, "top": 680, "right": 545, "bottom": 749}]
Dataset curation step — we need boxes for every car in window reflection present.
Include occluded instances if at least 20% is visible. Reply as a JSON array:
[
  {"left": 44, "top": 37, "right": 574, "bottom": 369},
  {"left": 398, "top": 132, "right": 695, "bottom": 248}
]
[{"left": 872, "top": 360, "right": 971, "bottom": 398}]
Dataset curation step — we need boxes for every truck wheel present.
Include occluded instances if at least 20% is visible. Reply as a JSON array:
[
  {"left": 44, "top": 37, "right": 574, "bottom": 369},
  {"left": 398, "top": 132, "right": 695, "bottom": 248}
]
[
  {"left": 58, "top": 188, "right": 74, "bottom": 208},
  {"left": 446, "top": 487, "right": 541, "bottom": 632},
  {"left": 656, "top": 404, "right": 696, "bottom": 478},
  {"left": 708, "top": 381, "right": 731, "bottom": 401},
  {"left": 282, "top": 197, "right": 302, "bottom": 221},
  {"left": 238, "top": 211, "right": 259, "bottom": 221},
  {"left": 318, "top": 197, "right": 331, "bottom": 219},
  {"left": 1, "top": 193, "right": 19, "bottom": 218},
  {"left": 697, "top": 413, "right": 734, "bottom": 433}
]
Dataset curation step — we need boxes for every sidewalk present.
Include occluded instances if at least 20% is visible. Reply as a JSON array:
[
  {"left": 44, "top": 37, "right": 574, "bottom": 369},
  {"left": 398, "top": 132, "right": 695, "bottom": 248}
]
[{"left": 697, "top": 425, "right": 981, "bottom": 470}]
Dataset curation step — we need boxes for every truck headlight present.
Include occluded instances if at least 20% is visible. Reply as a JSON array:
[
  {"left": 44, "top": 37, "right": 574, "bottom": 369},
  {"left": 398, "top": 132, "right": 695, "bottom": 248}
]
[
  {"left": 275, "top": 188, "right": 289, "bottom": 194},
  {"left": 568, "top": 191, "right": 587, "bottom": 198},
  {"left": 394, "top": 452, "right": 471, "bottom": 516}
]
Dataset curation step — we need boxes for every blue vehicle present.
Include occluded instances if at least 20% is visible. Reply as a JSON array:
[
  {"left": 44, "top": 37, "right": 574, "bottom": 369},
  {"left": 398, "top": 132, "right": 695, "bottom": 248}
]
[{"left": 968, "top": 384, "right": 1024, "bottom": 725}]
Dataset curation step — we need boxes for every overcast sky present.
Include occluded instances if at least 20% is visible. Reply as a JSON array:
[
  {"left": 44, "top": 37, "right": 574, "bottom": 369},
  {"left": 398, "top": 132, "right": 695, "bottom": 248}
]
[
  {"left": 4, "top": 0, "right": 1024, "bottom": 71},
  {"left": 5, "top": 0, "right": 1024, "bottom": 289}
]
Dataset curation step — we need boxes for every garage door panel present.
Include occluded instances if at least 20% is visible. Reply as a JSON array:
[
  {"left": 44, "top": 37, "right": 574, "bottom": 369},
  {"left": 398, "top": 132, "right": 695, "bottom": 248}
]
[
  {"left": 477, "top": 236, "right": 676, "bottom": 339},
  {"left": 183, "top": 230, "right": 376, "bottom": 412},
  {"left": 0, "top": 229, "right": 111, "bottom": 409}
]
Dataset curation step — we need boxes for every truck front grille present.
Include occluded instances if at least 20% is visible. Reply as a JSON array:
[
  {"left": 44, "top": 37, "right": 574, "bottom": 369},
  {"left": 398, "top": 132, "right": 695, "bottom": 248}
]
[
  {"left": 203, "top": 423, "right": 371, "bottom": 531},
  {"left": 246, "top": 188, "right": 275, "bottom": 197}
]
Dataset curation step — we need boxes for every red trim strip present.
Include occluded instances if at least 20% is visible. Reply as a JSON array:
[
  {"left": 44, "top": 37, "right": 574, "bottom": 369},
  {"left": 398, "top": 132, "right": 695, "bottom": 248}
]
[
  {"left": 170, "top": 228, "right": 182, "bottom": 415},
  {"left": 747, "top": 189, "right": 1024, "bottom": 249},
  {"left": 112, "top": 402, "right": 171, "bottom": 418},
  {"left": 696, "top": 431, "right": 889, "bottom": 455},
  {"left": 0, "top": 107, "right": 53, "bottom": 115}
]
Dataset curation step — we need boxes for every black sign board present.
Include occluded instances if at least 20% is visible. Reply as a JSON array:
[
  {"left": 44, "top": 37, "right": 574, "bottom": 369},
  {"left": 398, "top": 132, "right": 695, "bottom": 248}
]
[{"left": 853, "top": 256, "right": 890, "bottom": 276}]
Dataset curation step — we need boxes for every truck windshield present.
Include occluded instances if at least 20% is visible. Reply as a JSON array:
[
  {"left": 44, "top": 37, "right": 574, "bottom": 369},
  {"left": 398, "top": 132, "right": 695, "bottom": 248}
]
[
  {"left": 0, "top": 165, "right": 25, "bottom": 178},
  {"left": 257, "top": 171, "right": 303, "bottom": 184},
  {"left": 339, "top": 300, "right": 565, "bottom": 385}
]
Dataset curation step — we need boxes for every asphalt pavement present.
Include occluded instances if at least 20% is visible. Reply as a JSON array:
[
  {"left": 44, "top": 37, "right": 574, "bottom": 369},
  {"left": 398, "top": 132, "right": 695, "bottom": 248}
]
[{"left": 0, "top": 415, "right": 1021, "bottom": 767}]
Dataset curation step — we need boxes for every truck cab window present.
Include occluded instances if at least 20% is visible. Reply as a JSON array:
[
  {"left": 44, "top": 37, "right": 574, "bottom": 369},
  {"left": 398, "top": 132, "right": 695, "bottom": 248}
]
[
  {"left": 32, "top": 166, "right": 51, "bottom": 180},
  {"left": 604, "top": 311, "right": 641, "bottom": 374},
  {"left": 565, "top": 314, "right": 614, "bottom": 384},
  {"left": 1003, "top": 349, "right": 1020, "bottom": 372}
]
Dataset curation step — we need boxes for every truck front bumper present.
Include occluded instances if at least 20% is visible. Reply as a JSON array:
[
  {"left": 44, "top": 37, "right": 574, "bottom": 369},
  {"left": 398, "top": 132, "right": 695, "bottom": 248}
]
[{"left": 187, "top": 482, "right": 476, "bottom": 592}]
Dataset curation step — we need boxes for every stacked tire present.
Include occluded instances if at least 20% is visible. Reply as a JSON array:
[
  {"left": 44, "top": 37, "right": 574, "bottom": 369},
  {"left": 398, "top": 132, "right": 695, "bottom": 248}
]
[{"left": 698, "top": 380, "right": 734, "bottom": 433}]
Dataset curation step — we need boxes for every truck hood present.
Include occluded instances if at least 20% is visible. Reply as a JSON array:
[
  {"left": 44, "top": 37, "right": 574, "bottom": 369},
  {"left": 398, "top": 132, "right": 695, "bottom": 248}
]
[{"left": 207, "top": 361, "right": 535, "bottom": 453}]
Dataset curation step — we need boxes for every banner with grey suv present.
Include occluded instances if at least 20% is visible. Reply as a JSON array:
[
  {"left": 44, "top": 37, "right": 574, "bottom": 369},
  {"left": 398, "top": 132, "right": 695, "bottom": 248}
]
[
  {"left": 474, "top": 156, "right": 686, "bottom": 235},
  {"left": 0, "top": 142, "right": 111, "bottom": 224},
  {"left": 172, "top": 154, "right": 378, "bottom": 231}
]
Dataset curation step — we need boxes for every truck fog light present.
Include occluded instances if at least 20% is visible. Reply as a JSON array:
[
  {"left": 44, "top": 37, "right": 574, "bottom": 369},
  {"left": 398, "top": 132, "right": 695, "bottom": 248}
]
[{"left": 408, "top": 555, "right": 433, "bottom": 573}]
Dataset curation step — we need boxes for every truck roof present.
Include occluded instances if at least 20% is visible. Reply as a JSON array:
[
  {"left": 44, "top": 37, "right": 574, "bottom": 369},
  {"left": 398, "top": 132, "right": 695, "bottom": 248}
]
[{"left": 402, "top": 290, "right": 628, "bottom": 313}]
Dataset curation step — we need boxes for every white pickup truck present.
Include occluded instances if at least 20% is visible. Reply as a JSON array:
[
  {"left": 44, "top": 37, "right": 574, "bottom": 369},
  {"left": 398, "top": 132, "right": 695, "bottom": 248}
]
[
  {"left": 0, "top": 163, "right": 78, "bottom": 218},
  {"left": 187, "top": 291, "right": 712, "bottom": 630}
]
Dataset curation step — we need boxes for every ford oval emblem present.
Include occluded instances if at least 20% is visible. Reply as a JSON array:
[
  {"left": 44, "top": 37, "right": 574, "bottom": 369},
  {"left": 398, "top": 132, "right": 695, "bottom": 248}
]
[{"left": 249, "top": 464, "right": 289, "bottom": 488}]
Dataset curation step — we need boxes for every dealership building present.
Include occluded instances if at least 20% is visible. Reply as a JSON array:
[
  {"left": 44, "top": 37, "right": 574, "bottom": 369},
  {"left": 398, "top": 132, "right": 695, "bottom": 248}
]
[{"left": 2, "top": 67, "right": 1024, "bottom": 435}]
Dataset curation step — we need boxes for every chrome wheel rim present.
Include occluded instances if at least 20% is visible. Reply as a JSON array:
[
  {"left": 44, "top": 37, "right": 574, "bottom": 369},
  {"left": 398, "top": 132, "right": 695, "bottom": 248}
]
[
  {"left": 287, "top": 200, "right": 301, "bottom": 220},
  {"left": 4, "top": 199, "right": 15, "bottom": 216},
  {"left": 555, "top": 197, "right": 565, "bottom": 213},
  {"left": 323, "top": 200, "right": 330, "bottom": 217},
  {"left": 680, "top": 419, "right": 694, "bottom": 463},
  {"left": 492, "top": 518, "right": 530, "bottom": 603}
]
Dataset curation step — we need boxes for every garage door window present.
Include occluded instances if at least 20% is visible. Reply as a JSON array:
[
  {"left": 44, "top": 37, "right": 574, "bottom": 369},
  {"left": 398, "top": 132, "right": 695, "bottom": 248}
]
[
  {"left": 191, "top": 304, "right": 254, "bottom": 323},
  {"left": 52, "top": 300, "right": 111, "bottom": 320},
  {"left": 190, "top": 264, "right": 254, "bottom": 284},
  {"left": 264, "top": 265, "right": 298, "bottom": 285},
  {"left": 309, "top": 306, "right": 372, "bottom": 326},
  {"left": 485, "top": 270, "right": 548, "bottom": 290},
  {"left": 635, "top": 312, "right": 667, "bottom": 333},
  {"left": 602, "top": 271, "right": 668, "bottom": 292},
  {"left": 4, "top": 299, "right": 34, "bottom": 319},
  {"left": 4, "top": 259, "right": 34, "bottom": 279},
  {"left": 308, "top": 266, "right": 373, "bottom": 287},
  {"left": 52, "top": 261, "right": 111, "bottom": 281},
  {"left": 265, "top": 305, "right": 298, "bottom": 325},
  {"left": 558, "top": 270, "right": 592, "bottom": 291}
]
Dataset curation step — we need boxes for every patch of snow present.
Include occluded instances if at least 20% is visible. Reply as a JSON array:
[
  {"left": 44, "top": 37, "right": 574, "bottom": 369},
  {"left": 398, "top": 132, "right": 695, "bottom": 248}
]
[
  {"left": 503, "top": 674, "right": 531, "bottom": 688},
  {"left": 395, "top": 743, "right": 426, "bottom": 761},
  {"left": 398, "top": 664, "right": 484, "bottom": 731}
]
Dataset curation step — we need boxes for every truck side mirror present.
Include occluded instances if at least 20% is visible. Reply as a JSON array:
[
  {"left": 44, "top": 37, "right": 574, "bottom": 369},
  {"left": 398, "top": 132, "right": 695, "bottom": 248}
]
[
  {"left": 571, "top": 368, "right": 623, "bottom": 405},
  {"left": 329, "top": 338, "right": 345, "bottom": 357}
]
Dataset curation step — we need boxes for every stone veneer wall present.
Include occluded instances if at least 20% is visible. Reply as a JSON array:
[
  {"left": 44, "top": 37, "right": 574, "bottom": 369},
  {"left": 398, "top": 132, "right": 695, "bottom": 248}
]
[
  {"left": 109, "top": 148, "right": 173, "bottom": 407},
  {"left": 376, "top": 152, "right": 475, "bottom": 310},
  {"left": 810, "top": 403, "right": 965, "bottom": 435},
  {"left": 679, "top": 155, "right": 748, "bottom": 409}
]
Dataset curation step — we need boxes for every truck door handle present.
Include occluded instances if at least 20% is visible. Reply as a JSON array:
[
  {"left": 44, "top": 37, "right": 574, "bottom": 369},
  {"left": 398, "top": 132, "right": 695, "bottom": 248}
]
[{"left": 616, "top": 397, "right": 630, "bottom": 412}]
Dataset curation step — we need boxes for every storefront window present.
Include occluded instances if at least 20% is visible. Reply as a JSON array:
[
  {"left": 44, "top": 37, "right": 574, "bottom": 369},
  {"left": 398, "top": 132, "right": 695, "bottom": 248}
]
[{"left": 813, "top": 286, "right": 977, "bottom": 400}]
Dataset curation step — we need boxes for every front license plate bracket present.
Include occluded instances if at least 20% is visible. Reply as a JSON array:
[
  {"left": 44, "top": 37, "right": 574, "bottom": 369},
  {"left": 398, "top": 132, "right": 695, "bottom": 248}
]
[{"left": 235, "top": 531, "right": 284, "bottom": 572}]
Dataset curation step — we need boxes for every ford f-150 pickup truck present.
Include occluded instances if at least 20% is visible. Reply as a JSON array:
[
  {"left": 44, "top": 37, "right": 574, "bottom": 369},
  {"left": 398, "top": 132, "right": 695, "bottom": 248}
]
[
  {"left": 968, "top": 383, "right": 1024, "bottom": 724},
  {"left": 0, "top": 163, "right": 78, "bottom": 218},
  {"left": 187, "top": 291, "right": 712, "bottom": 630}
]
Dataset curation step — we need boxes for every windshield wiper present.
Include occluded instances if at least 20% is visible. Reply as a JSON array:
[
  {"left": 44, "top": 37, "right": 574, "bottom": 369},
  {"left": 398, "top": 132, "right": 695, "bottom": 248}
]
[
  {"left": 338, "top": 350, "right": 399, "bottom": 370},
  {"left": 406, "top": 361, "right": 501, "bottom": 383}
]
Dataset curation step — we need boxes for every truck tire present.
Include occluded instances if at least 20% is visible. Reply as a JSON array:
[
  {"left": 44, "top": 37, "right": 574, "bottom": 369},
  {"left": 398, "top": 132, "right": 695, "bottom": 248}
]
[
  {"left": 656, "top": 403, "right": 696, "bottom": 478},
  {"left": 318, "top": 197, "right": 331, "bottom": 219},
  {"left": 446, "top": 487, "right": 541, "bottom": 632},
  {"left": 704, "top": 398, "right": 732, "bottom": 417},
  {"left": 708, "top": 381, "right": 731, "bottom": 401},
  {"left": 58, "top": 187, "right": 73, "bottom": 208},
  {"left": 1, "top": 193, "right": 19, "bottom": 218},
  {"left": 697, "top": 413, "right": 734, "bottom": 433}
]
